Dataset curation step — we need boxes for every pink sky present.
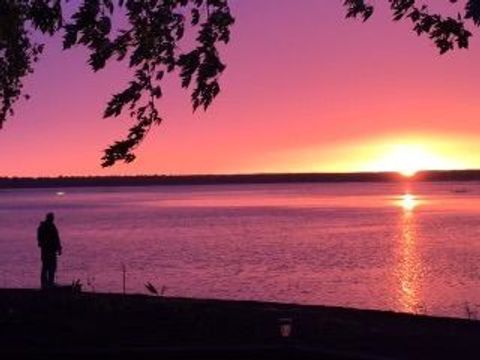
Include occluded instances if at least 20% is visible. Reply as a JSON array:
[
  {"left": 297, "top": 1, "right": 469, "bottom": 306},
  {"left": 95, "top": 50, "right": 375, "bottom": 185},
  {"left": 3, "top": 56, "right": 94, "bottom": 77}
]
[{"left": 1, "top": 1, "right": 480, "bottom": 177}]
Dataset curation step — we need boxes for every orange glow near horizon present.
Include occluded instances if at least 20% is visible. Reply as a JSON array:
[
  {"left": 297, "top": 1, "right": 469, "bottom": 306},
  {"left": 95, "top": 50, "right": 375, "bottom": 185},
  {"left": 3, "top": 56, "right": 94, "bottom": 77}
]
[
  {"left": 365, "top": 143, "right": 463, "bottom": 176},
  {"left": 343, "top": 135, "right": 477, "bottom": 176},
  {"left": 284, "top": 134, "right": 479, "bottom": 177}
]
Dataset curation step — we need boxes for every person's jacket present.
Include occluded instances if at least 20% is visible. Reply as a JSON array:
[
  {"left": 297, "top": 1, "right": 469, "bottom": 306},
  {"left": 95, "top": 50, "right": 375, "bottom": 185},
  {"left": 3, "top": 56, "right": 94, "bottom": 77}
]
[{"left": 37, "top": 221, "right": 62, "bottom": 254}]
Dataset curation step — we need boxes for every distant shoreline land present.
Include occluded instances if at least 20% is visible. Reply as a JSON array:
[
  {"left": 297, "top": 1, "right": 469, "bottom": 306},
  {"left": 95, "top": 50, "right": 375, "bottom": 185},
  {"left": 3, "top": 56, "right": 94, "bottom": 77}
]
[{"left": 1, "top": 170, "right": 480, "bottom": 189}]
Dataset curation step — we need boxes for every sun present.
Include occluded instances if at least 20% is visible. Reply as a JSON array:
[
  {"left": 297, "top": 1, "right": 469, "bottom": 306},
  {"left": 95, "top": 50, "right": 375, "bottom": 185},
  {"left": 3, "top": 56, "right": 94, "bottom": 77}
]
[
  {"left": 364, "top": 143, "right": 458, "bottom": 177},
  {"left": 388, "top": 145, "right": 433, "bottom": 177},
  {"left": 398, "top": 167, "right": 417, "bottom": 178}
]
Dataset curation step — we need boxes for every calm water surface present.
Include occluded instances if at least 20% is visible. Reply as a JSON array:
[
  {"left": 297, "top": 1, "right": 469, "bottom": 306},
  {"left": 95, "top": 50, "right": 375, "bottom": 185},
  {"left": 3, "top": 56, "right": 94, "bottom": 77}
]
[{"left": 1, "top": 181, "right": 480, "bottom": 318}]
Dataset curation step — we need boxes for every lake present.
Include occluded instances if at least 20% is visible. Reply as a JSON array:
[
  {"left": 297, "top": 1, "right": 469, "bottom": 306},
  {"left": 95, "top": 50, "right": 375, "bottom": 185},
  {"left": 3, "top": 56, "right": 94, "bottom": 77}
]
[{"left": 1, "top": 181, "right": 479, "bottom": 318}]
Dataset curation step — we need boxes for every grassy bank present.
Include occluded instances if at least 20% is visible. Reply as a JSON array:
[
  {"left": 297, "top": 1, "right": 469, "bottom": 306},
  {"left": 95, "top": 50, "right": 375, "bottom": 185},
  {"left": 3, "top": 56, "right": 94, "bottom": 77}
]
[{"left": 0, "top": 288, "right": 479, "bottom": 359}]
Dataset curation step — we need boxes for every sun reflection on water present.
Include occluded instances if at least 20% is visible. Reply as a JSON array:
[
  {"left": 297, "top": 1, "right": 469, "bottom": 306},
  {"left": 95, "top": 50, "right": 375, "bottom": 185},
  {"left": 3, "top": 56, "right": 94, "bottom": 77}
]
[
  {"left": 394, "top": 194, "right": 425, "bottom": 314},
  {"left": 399, "top": 193, "right": 418, "bottom": 211}
]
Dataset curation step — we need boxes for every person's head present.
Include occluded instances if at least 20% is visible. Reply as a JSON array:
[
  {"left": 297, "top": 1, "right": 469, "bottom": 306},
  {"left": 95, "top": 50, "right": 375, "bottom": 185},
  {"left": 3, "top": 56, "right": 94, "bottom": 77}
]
[{"left": 45, "top": 212, "right": 55, "bottom": 223}]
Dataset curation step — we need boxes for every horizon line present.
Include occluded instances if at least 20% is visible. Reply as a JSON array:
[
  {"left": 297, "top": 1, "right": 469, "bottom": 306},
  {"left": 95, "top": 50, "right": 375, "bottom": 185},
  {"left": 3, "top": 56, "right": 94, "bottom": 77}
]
[{"left": 1, "top": 168, "right": 480, "bottom": 179}]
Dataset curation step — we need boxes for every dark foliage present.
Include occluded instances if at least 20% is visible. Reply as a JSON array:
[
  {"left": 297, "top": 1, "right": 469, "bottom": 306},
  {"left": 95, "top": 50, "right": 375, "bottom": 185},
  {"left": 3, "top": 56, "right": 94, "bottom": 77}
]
[
  {"left": 344, "top": 0, "right": 478, "bottom": 54},
  {"left": 0, "top": 0, "right": 234, "bottom": 166},
  {"left": 145, "top": 282, "right": 159, "bottom": 295},
  {"left": 0, "top": 1, "right": 479, "bottom": 166}
]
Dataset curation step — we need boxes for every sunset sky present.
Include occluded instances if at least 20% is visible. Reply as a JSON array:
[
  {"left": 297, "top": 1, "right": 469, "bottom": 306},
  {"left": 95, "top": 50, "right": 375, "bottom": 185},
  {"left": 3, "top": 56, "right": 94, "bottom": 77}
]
[{"left": 2, "top": 1, "right": 480, "bottom": 177}]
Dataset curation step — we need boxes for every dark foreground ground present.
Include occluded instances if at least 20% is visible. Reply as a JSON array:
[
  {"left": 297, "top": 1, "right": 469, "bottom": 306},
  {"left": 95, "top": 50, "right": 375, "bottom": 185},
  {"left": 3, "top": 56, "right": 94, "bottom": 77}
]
[{"left": 1, "top": 288, "right": 479, "bottom": 359}]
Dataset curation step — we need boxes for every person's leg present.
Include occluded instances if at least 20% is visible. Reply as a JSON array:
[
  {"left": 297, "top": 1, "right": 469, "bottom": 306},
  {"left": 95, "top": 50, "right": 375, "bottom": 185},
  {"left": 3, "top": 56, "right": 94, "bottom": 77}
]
[
  {"left": 49, "top": 256, "right": 57, "bottom": 287},
  {"left": 42, "top": 254, "right": 56, "bottom": 288},
  {"left": 41, "top": 260, "right": 48, "bottom": 289}
]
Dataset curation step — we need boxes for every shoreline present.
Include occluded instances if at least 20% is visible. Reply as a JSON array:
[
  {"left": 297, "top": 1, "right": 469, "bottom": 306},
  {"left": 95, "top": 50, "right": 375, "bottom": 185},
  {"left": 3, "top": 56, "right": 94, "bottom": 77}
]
[
  {"left": 1, "top": 288, "right": 479, "bottom": 359},
  {"left": 2, "top": 170, "right": 480, "bottom": 189}
]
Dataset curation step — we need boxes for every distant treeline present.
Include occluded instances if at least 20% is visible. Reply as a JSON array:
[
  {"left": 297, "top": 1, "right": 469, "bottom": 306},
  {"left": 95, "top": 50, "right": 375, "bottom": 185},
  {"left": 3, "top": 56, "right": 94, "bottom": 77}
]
[{"left": 0, "top": 170, "right": 479, "bottom": 189}]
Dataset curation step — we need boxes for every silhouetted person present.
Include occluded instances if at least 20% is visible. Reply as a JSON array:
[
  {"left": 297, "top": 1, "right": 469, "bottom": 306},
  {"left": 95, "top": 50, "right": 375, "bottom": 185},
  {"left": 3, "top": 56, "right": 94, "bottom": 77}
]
[{"left": 37, "top": 212, "right": 62, "bottom": 289}]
